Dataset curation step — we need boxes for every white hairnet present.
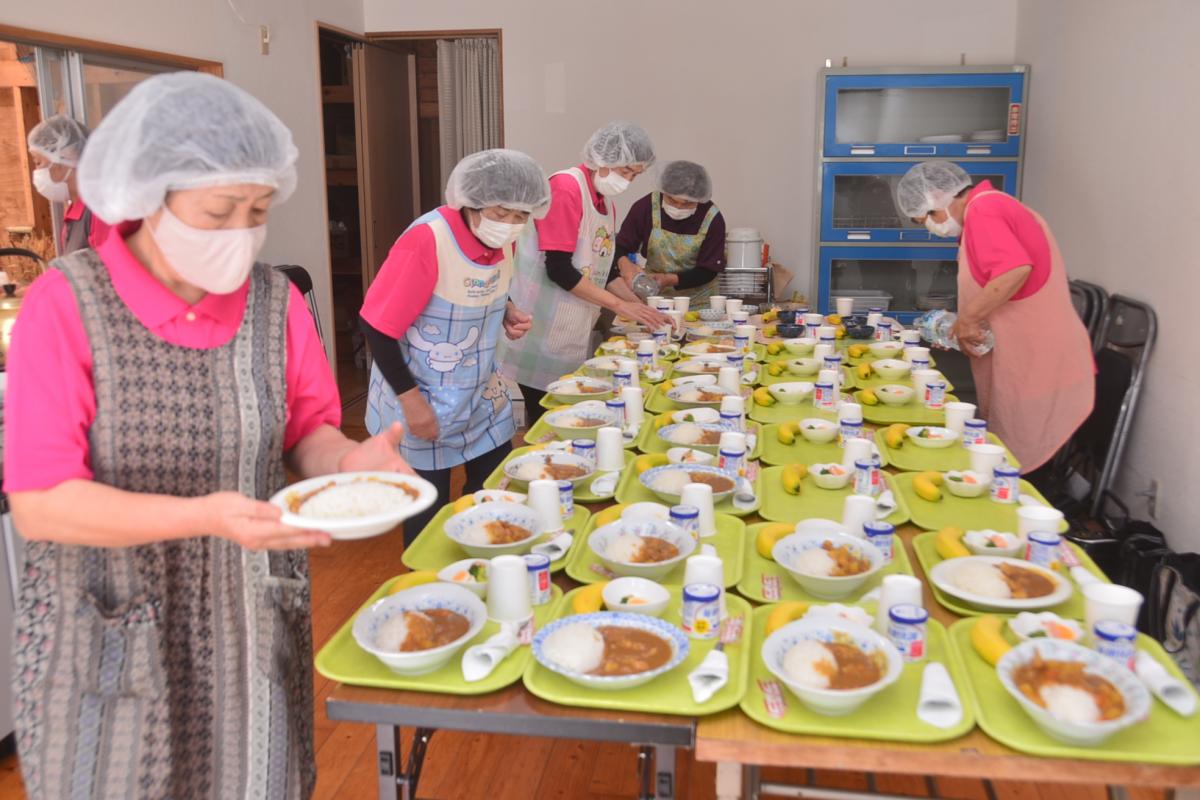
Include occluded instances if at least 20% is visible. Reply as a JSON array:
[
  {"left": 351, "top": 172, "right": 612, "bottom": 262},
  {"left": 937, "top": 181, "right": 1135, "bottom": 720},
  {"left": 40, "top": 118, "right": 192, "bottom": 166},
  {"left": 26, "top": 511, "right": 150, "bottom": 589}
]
[
  {"left": 28, "top": 115, "right": 89, "bottom": 167},
  {"left": 659, "top": 160, "right": 711, "bottom": 203},
  {"left": 78, "top": 71, "right": 298, "bottom": 224},
  {"left": 444, "top": 148, "right": 552, "bottom": 218},
  {"left": 895, "top": 161, "right": 972, "bottom": 219},
  {"left": 582, "top": 121, "right": 656, "bottom": 169}
]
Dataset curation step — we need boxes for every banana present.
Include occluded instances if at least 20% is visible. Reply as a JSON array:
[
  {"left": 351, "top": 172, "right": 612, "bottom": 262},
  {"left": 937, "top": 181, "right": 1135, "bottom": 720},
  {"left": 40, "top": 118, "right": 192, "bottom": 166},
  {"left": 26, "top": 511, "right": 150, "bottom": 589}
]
[
  {"left": 848, "top": 344, "right": 868, "bottom": 359},
  {"left": 781, "top": 463, "right": 807, "bottom": 495},
  {"left": 685, "top": 311, "right": 700, "bottom": 322},
  {"left": 654, "top": 412, "right": 675, "bottom": 429},
  {"left": 386, "top": 570, "right": 439, "bottom": 595},
  {"left": 755, "top": 523, "right": 795, "bottom": 559},
  {"left": 935, "top": 526, "right": 969, "bottom": 559},
  {"left": 572, "top": 581, "right": 609, "bottom": 614},
  {"left": 835, "top": 325, "right": 846, "bottom": 339},
  {"left": 859, "top": 389, "right": 879, "bottom": 406},
  {"left": 913, "top": 471, "right": 944, "bottom": 502},
  {"left": 766, "top": 601, "right": 811, "bottom": 635},
  {"left": 883, "top": 423, "right": 910, "bottom": 449},
  {"left": 766, "top": 343, "right": 783, "bottom": 356},
  {"left": 766, "top": 363, "right": 785, "bottom": 377},
  {"left": 826, "top": 314, "right": 842, "bottom": 325},
  {"left": 659, "top": 380, "right": 675, "bottom": 393},
  {"left": 857, "top": 362, "right": 873, "bottom": 380},
  {"left": 593, "top": 504, "right": 627, "bottom": 528},
  {"left": 762, "top": 309, "right": 779, "bottom": 323},
  {"left": 753, "top": 386, "right": 776, "bottom": 407},
  {"left": 775, "top": 421, "right": 800, "bottom": 445},
  {"left": 452, "top": 495, "right": 476, "bottom": 513},
  {"left": 635, "top": 453, "right": 669, "bottom": 475},
  {"left": 763, "top": 325, "right": 778, "bottom": 338},
  {"left": 970, "top": 616, "right": 1012, "bottom": 666}
]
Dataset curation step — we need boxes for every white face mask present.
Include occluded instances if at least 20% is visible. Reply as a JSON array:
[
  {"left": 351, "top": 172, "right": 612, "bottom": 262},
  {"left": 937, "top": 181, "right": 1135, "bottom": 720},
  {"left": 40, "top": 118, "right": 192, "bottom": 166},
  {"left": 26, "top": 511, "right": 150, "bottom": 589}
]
[
  {"left": 925, "top": 212, "right": 962, "bottom": 239},
  {"left": 33, "top": 166, "right": 72, "bottom": 203},
  {"left": 472, "top": 214, "right": 524, "bottom": 249},
  {"left": 149, "top": 204, "right": 267, "bottom": 295},
  {"left": 662, "top": 201, "right": 696, "bottom": 221},
  {"left": 593, "top": 170, "right": 631, "bottom": 197}
]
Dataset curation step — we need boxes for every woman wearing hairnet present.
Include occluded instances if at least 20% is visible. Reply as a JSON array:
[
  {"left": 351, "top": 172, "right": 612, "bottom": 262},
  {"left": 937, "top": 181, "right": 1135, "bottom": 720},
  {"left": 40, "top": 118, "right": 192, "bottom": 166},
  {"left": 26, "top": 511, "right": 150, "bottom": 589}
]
[
  {"left": 360, "top": 149, "right": 549, "bottom": 542},
  {"left": 27, "top": 114, "right": 110, "bottom": 252},
  {"left": 500, "top": 122, "right": 671, "bottom": 419},
  {"left": 895, "top": 161, "right": 1093, "bottom": 471},
  {"left": 4, "top": 72, "right": 411, "bottom": 798},
  {"left": 615, "top": 160, "right": 727, "bottom": 303}
]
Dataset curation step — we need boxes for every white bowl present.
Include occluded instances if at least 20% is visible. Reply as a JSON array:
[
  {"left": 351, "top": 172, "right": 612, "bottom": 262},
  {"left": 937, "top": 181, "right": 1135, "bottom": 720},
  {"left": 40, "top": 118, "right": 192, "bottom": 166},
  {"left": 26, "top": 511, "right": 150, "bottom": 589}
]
[
  {"left": 962, "top": 529, "right": 1023, "bottom": 557},
  {"left": 875, "top": 384, "right": 915, "bottom": 407},
  {"left": 546, "top": 376, "right": 614, "bottom": 404},
  {"left": 665, "top": 447, "right": 716, "bottom": 466},
  {"left": 271, "top": 471, "right": 439, "bottom": 541},
  {"left": 352, "top": 583, "right": 487, "bottom": 675},
  {"left": 620, "top": 501, "right": 672, "bottom": 523},
  {"left": 656, "top": 422, "right": 728, "bottom": 455},
  {"left": 543, "top": 403, "right": 618, "bottom": 441},
  {"left": 443, "top": 502, "right": 542, "bottom": 557},
  {"left": 589, "top": 519, "right": 697, "bottom": 580},
  {"left": 473, "top": 489, "right": 526, "bottom": 504},
  {"left": 598, "top": 339, "right": 638, "bottom": 355},
  {"left": 666, "top": 384, "right": 738, "bottom": 409},
  {"left": 437, "top": 558, "right": 490, "bottom": 598},
  {"left": 782, "top": 337, "right": 817, "bottom": 355},
  {"left": 682, "top": 341, "right": 737, "bottom": 357},
  {"left": 581, "top": 356, "right": 625, "bottom": 376},
  {"left": 772, "top": 532, "right": 885, "bottom": 600},
  {"left": 799, "top": 418, "right": 838, "bottom": 444},
  {"left": 602, "top": 577, "right": 671, "bottom": 617},
  {"left": 672, "top": 357, "right": 727, "bottom": 375},
  {"left": 768, "top": 382, "right": 814, "bottom": 405},
  {"left": 670, "top": 373, "right": 717, "bottom": 387},
  {"left": 808, "top": 462, "right": 851, "bottom": 490},
  {"left": 945, "top": 470, "right": 993, "bottom": 499},
  {"left": 762, "top": 618, "right": 904, "bottom": 716},
  {"left": 502, "top": 451, "right": 596, "bottom": 487},
  {"left": 929, "top": 556, "right": 1073, "bottom": 611},
  {"left": 670, "top": 407, "right": 721, "bottom": 424},
  {"left": 638, "top": 464, "right": 738, "bottom": 504},
  {"left": 786, "top": 357, "right": 821, "bottom": 376},
  {"left": 871, "top": 359, "right": 912, "bottom": 381},
  {"left": 686, "top": 324, "right": 735, "bottom": 341},
  {"left": 697, "top": 308, "right": 726, "bottom": 322},
  {"left": 906, "top": 426, "right": 960, "bottom": 449},
  {"left": 997, "top": 639, "right": 1151, "bottom": 746},
  {"left": 868, "top": 341, "right": 905, "bottom": 359},
  {"left": 533, "top": 612, "right": 690, "bottom": 690},
  {"left": 1007, "top": 611, "right": 1086, "bottom": 643}
]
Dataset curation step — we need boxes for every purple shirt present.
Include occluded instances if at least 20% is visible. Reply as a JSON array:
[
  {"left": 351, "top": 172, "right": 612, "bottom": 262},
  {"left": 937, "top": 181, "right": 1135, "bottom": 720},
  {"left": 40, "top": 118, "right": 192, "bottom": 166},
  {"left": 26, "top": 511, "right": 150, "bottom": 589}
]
[{"left": 616, "top": 192, "right": 727, "bottom": 271}]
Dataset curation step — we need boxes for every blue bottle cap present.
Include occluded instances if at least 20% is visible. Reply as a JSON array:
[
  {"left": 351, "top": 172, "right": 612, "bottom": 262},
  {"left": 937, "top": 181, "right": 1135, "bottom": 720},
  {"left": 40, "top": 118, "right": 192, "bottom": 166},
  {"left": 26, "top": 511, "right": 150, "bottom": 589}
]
[{"left": 888, "top": 604, "right": 928, "bottom": 624}]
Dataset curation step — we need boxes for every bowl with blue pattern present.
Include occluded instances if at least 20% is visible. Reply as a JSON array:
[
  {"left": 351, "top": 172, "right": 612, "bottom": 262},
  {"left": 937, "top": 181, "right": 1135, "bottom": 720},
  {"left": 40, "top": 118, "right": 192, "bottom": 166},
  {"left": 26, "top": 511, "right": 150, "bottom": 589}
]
[
  {"left": 587, "top": 518, "right": 696, "bottom": 580},
  {"left": 655, "top": 422, "right": 731, "bottom": 457},
  {"left": 352, "top": 582, "right": 486, "bottom": 675},
  {"left": 533, "top": 611, "right": 690, "bottom": 690},
  {"left": 638, "top": 463, "right": 738, "bottom": 504},
  {"left": 444, "top": 501, "right": 542, "bottom": 557}
]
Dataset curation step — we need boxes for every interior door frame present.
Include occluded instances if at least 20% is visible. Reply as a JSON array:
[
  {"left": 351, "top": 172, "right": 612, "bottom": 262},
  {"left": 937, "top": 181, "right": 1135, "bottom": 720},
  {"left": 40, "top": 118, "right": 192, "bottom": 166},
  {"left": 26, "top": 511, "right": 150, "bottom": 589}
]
[{"left": 0, "top": 24, "right": 223, "bottom": 75}]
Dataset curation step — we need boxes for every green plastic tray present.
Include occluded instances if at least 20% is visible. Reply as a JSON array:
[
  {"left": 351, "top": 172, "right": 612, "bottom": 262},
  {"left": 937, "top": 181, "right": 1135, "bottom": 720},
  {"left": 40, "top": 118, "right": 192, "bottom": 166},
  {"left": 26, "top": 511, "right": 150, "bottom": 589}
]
[
  {"left": 760, "top": 424, "right": 889, "bottom": 468},
  {"left": 537, "top": 379, "right": 654, "bottom": 411},
  {"left": 874, "top": 430, "right": 1019, "bottom": 473},
  {"left": 892, "top": 471, "right": 1069, "bottom": 533},
  {"left": 614, "top": 459, "right": 762, "bottom": 518},
  {"left": 634, "top": 418, "right": 763, "bottom": 461},
  {"left": 739, "top": 604, "right": 974, "bottom": 742},
  {"left": 737, "top": 522, "right": 915, "bottom": 603},
  {"left": 845, "top": 350, "right": 938, "bottom": 368},
  {"left": 758, "top": 468, "right": 911, "bottom": 526},
  {"left": 748, "top": 396, "right": 841, "bottom": 426},
  {"left": 402, "top": 501, "right": 591, "bottom": 574},
  {"left": 855, "top": 391, "right": 959, "bottom": 425},
  {"left": 315, "top": 578, "right": 563, "bottom": 695},
  {"left": 521, "top": 587, "right": 753, "bottom": 717},
  {"left": 484, "top": 446, "right": 634, "bottom": 505},
  {"left": 757, "top": 364, "right": 855, "bottom": 389},
  {"left": 948, "top": 619, "right": 1200, "bottom": 764},
  {"left": 644, "top": 383, "right": 755, "bottom": 416},
  {"left": 852, "top": 370, "right": 954, "bottom": 393},
  {"left": 564, "top": 510, "right": 746, "bottom": 587},
  {"left": 524, "top": 414, "right": 638, "bottom": 449},
  {"left": 911, "top": 530, "right": 1107, "bottom": 619}
]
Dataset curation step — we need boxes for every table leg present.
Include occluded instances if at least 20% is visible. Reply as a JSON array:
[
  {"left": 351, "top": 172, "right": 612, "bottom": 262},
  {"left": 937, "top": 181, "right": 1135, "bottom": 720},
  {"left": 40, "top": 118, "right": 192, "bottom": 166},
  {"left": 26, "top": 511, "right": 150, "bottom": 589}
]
[
  {"left": 654, "top": 745, "right": 677, "bottom": 799},
  {"left": 716, "top": 761, "right": 752, "bottom": 800},
  {"left": 375, "top": 725, "right": 400, "bottom": 800},
  {"left": 1175, "top": 789, "right": 1200, "bottom": 800}
]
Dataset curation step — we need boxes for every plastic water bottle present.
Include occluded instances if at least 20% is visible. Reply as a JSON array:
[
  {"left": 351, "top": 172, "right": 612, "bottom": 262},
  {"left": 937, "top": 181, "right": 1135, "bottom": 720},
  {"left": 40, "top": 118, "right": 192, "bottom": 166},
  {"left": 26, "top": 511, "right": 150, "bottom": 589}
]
[
  {"left": 914, "top": 309, "right": 994, "bottom": 355},
  {"left": 627, "top": 253, "right": 659, "bottom": 299}
]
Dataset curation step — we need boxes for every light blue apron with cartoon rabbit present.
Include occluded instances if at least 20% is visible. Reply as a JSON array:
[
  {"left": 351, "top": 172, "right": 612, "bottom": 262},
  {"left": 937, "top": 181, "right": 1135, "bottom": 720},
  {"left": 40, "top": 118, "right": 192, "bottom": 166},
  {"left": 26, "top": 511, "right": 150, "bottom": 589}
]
[{"left": 365, "top": 210, "right": 515, "bottom": 471}]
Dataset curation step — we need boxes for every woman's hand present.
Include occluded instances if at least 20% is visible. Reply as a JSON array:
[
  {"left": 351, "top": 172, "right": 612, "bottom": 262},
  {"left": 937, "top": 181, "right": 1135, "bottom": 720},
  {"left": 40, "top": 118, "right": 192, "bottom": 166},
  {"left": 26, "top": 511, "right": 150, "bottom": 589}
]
[
  {"left": 202, "top": 491, "right": 331, "bottom": 551},
  {"left": 951, "top": 315, "right": 989, "bottom": 357},
  {"left": 616, "top": 300, "right": 672, "bottom": 330},
  {"left": 503, "top": 302, "right": 533, "bottom": 340},
  {"left": 399, "top": 389, "right": 439, "bottom": 441},
  {"left": 651, "top": 272, "right": 679, "bottom": 289},
  {"left": 338, "top": 421, "right": 414, "bottom": 473},
  {"left": 617, "top": 256, "right": 642, "bottom": 282}
]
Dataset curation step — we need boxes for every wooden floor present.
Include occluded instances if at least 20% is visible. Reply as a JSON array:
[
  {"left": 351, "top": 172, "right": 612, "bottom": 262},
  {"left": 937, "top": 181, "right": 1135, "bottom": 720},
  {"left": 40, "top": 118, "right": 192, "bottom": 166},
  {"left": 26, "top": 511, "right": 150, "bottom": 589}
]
[{"left": 0, "top": 392, "right": 1167, "bottom": 799}]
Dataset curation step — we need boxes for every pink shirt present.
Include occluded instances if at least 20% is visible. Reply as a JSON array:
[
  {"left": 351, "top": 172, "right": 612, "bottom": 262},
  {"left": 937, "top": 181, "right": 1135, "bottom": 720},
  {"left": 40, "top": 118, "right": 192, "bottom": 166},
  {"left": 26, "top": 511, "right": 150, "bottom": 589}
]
[
  {"left": 961, "top": 181, "right": 1050, "bottom": 300},
  {"left": 360, "top": 207, "right": 508, "bottom": 338},
  {"left": 62, "top": 199, "right": 111, "bottom": 250},
  {"left": 534, "top": 164, "right": 609, "bottom": 252},
  {"left": 3, "top": 223, "right": 341, "bottom": 493}
]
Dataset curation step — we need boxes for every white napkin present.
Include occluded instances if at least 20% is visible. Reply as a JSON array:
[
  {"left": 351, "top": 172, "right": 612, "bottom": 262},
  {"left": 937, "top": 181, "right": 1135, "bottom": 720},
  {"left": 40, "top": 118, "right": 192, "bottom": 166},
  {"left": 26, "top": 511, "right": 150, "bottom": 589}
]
[
  {"left": 623, "top": 422, "right": 641, "bottom": 441},
  {"left": 1069, "top": 565, "right": 1102, "bottom": 587},
  {"left": 461, "top": 626, "right": 520, "bottom": 683},
  {"left": 688, "top": 646, "right": 729, "bottom": 703},
  {"left": 917, "top": 662, "right": 964, "bottom": 729},
  {"left": 745, "top": 433, "right": 758, "bottom": 453},
  {"left": 741, "top": 370, "right": 758, "bottom": 384},
  {"left": 589, "top": 472, "right": 620, "bottom": 498},
  {"left": 875, "top": 490, "right": 897, "bottom": 519},
  {"left": 532, "top": 532, "right": 574, "bottom": 562},
  {"left": 1135, "top": 650, "right": 1198, "bottom": 717},
  {"left": 644, "top": 368, "right": 665, "bottom": 382}
]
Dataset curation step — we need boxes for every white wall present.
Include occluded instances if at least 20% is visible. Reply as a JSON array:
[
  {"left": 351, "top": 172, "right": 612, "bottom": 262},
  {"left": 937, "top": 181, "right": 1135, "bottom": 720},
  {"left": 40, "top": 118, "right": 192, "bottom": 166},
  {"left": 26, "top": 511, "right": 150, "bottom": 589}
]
[
  {"left": 4, "top": 0, "right": 365, "bottom": 355},
  {"left": 1015, "top": 0, "right": 1200, "bottom": 551},
  {"left": 364, "top": 0, "right": 1018, "bottom": 300}
]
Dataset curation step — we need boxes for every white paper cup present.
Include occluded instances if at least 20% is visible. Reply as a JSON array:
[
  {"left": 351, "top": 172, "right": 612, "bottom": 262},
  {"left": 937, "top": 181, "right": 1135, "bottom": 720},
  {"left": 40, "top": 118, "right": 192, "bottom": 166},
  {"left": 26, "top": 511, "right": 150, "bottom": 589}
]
[
  {"left": 1083, "top": 583, "right": 1144, "bottom": 631},
  {"left": 904, "top": 346, "right": 931, "bottom": 364},
  {"left": 710, "top": 295, "right": 727, "bottom": 313},
  {"left": 717, "top": 366, "right": 741, "bottom": 392},
  {"left": 816, "top": 325, "right": 836, "bottom": 340},
  {"left": 874, "top": 574, "right": 924, "bottom": 633},
  {"left": 617, "top": 357, "right": 639, "bottom": 378},
  {"left": 1016, "top": 505, "right": 1065, "bottom": 541},
  {"left": 636, "top": 339, "right": 657, "bottom": 356},
  {"left": 673, "top": 297, "right": 691, "bottom": 313},
  {"left": 595, "top": 426, "right": 626, "bottom": 471},
  {"left": 647, "top": 296, "right": 665, "bottom": 308},
  {"left": 901, "top": 329, "right": 922, "bottom": 345},
  {"left": 685, "top": 553, "right": 728, "bottom": 617},
  {"left": 838, "top": 402, "right": 863, "bottom": 423},
  {"left": 911, "top": 368, "right": 939, "bottom": 399},
  {"left": 680, "top": 483, "right": 717, "bottom": 537},
  {"left": 731, "top": 311, "right": 750, "bottom": 325},
  {"left": 968, "top": 443, "right": 1006, "bottom": 476},
  {"left": 527, "top": 479, "right": 564, "bottom": 534},
  {"left": 943, "top": 402, "right": 977, "bottom": 435},
  {"left": 835, "top": 297, "right": 855, "bottom": 317},
  {"left": 866, "top": 312, "right": 883, "bottom": 327},
  {"left": 655, "top": 324, "right": 673, "bottom": 342},
  {"left": 718, "top": 431, "right": 747, "bottom": 454},
  {"left": 620, "top": 386, "right": 645, "bottom": 426},
  {"left": 804, "top": 312, "right": 825, "bottom": 328},
  {"left": 719, "top": 395, "right": 745, "bottom": 415},
  {"left": 841, "top": 494, "right": 877, "bottom": 538},
  {"left": 735, "top": 323, "right": 756, "bottom": 341},
  {"left": 725, "top": 298, "right": 743, "bottom": 316},
  {"left": 487, "top": 554, "right": 533, "bottom": 624},
  {"left": 843, "top": 437, "right": 874, "bottom": 468},
  {"left": 667, "top": 310, "right": 686, "bottom": 334},
  {"left": 813, "top": 343, "right": 835, "bottom": 361}
]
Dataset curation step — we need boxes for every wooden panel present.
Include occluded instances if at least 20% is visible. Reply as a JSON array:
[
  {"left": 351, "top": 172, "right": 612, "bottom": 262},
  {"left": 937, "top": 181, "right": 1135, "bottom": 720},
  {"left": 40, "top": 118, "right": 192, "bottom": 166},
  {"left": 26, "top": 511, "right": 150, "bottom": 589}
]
[
  {"left": 321, "top": 84, "right": 353, "bottom": 104},
  {"left": 0, "top": 61, "right": 36, "bottom": 87},
  {"left": 418, "top": 101, "right": 438, "bottom": 119},
  {"left": 325, "top": 168, "right": 357, "bottom": 186},
  {"left": 0, "top": 23, "right": 222, "bottom": 75}
]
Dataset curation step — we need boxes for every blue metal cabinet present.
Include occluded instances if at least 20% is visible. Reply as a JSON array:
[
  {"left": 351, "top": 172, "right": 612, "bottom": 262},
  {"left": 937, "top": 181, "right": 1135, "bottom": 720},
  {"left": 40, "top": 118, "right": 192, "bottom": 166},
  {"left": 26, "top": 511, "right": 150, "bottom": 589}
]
[{"left": 818, "top": 245, "right": 964, "bottom": 323}]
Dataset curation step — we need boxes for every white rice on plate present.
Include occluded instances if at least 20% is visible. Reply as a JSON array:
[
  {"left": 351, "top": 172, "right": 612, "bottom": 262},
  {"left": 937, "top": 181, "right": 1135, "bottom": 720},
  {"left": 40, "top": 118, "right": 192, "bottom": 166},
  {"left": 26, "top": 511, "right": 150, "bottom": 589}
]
[
  {"left": 783, "top": 640, "right": 836, "bottom": 689},
  {"left": 1040, "top": 683, "right": 1102, "bottom": 724},
  {"left": 543, "top": 622, "right": 605, "bottom": 673},
  {"left": 296, "top": 480, "right": 415, "bottom": 519},
  {"left": 792, "top": 548, "right": 838, "bottom": 577},
  {"left": 608, "top": 533, "right": 645, "bottom": 563},
  {"left": 953, "top": 561, "right": 1012, "bottom": 599}
]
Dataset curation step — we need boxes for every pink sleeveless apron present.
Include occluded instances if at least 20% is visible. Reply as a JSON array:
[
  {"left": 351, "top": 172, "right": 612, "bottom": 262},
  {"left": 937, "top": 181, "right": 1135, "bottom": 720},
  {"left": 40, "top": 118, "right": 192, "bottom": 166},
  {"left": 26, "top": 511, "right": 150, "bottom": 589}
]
[{"left": 958, "top": 191, "right": 1094, "bottom": 471}]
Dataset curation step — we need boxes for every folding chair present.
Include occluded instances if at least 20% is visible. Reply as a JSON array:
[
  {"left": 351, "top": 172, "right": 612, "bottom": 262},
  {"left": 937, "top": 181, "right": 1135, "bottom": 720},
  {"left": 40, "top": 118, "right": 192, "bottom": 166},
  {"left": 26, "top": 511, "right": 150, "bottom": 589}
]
[
  {"left": 274, "top": 264, "right": 325, "bottom": 350},
  {"left": 1069, "top": 278, "right": 1108, "bottom": 352}
]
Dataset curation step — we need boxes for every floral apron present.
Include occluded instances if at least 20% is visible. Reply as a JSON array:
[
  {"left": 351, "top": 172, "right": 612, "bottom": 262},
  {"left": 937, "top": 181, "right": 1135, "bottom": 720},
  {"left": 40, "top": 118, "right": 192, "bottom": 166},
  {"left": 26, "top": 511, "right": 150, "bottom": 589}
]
[{"left": 645, "top": 192, "right": 719, "bottom": 303}]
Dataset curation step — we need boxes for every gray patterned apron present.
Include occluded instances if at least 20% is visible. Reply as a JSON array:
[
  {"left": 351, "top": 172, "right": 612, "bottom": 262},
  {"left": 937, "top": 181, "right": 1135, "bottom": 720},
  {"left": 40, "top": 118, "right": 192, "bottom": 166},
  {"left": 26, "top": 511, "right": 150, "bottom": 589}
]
[{"left": 12, "top": 249, "right": 315, "bottom": 799}]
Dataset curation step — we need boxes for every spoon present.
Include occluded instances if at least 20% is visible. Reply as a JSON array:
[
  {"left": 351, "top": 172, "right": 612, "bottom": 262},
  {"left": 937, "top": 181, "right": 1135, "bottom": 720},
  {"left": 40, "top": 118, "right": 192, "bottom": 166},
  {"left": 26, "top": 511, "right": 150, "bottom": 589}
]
[{"left": 732, "top": 476, "right": 758, "bottom": 512}]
